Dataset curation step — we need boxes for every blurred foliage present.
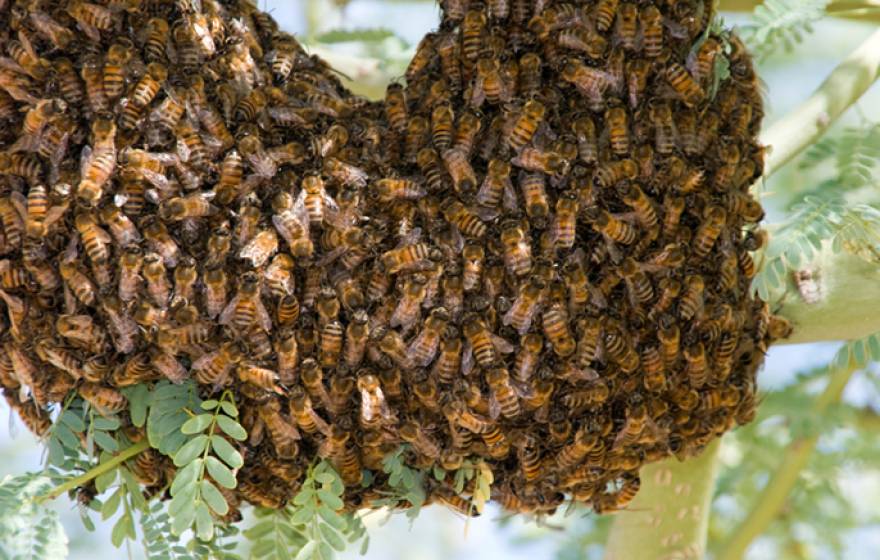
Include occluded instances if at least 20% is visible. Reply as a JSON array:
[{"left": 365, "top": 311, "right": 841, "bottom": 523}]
[{"left": 740, "top": 0, "right": 830, "bottom": 60}]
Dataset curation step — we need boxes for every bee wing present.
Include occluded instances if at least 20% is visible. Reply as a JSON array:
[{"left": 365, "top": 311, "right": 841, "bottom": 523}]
[
  {"left": 359, "top": 388, "right": 375, "bottom": 421},
  {"left": 79, "top": 144, "right": 93, "bottom": 175},
  {"left": 8, "top": 191, "right": 27, "bottom": 222},
  {"left": 314, "top": 245, "right": 346, "bottom": 268},
  {"left": 255, "top": 296, "right": 273, "bottom": 332},
  {"left": 218, "top": 293, "right": 242, "bottom": 326},
  {"left": 488, "top": 392, "right": 501, "bottom": 420},
  {"left": 461, "top": 339, "right": 475, "bottom": 377},
  {"left": 491, "top": 334, "right": 515, "bottom": 354},
  {"left": 191, "top": 349, "right": 220, "bottom": 371}
]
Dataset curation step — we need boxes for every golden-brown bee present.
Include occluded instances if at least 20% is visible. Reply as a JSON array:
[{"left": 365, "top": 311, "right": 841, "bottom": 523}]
[
  {"left": 384, "top": 83, "right": 408, "bottom": 134},
  {"left": 102, "top": 43, "right": 132, "bottom": 101},
  {"left": 461, "top": 242, "right": 486, "bottom": 292},
  {"left": 143, "top": 18, "right": 170, "bottom": 62},
  {"left": 691, "top": 37, "right": 721, "bottom": 84},
  {"left": 373, "top": 178, "right": 426, "bottom": 203},
  {"left": 666, "top": 63, "right": 704, "bottom": 107},
  {"left": 542, "top": 301, "right": 576, "bottom": 358},
  {"left": 485, "top": 366, "right": 521, "bottom": 419},
  {"left": 503, "top": 277, "right": 545, "bottom": 335},
  {"left": 357, "top": 373, "right": 395, "bottom": 428},
  {"left": 604, "top": 106, "right": 630, "bottom": 155},
  {"left": 142, "top": 252, "right": 170, "bottom": 307},
  {"left": 192, "top": 342, "right": 243, "bottom": 389},
  {"left": 404, "top": 116, "right": 430, "bottom": 164},
  {"left": 694, "top": 206, "right": 727, "bottom": 257},
  {"left": 589, "top": 208, "right": 637, "bottom": 245},
  {"left": 507, "top": 100, "right": 545, "bottom": 152},
  {"left": 593, "top": 159, "right": 638, "bottom": 189},
  {"left": 621, "top": 258, "right": 653, "bottom": 305},
  {"left": 552, "top": 192, "right": 579, "bottom": 250},
  {"left": 679, "top": 275, "right": 705, "bottom": 321},
  {"left": 76, "top": 119, "right": 117, "bottom": 206},
  {"left": 462, "top": 10, "right": 487, "bottom": 64},
  {"left": 237, "top": 363, "right": 284, "bottom": 394},
  {"left": 220, "top": 273, "right": 272, "bottom": 332},
  {"left": 122, "top": 63, "right": 167, "bottom": 128},
  {"left": 511, "top": 147, "right": 570, "bottom": 177},
  {"left": 405, "top": 32, "right": 435, "bottom": 82},
  {"left": 500, "top": 220, "right": 533, "bottom": 277},
  {"left": 433, "top": 327, "right": 463, "bottom": 384},
  {"left": 53, "top": 58, "right": 86, "bottom": 106},
  {"left": 257, "top": 399, "right": 300, "bottom": 459},
  {"left": 558, "top": 27, "right": 607, "bottom": 59},
  {"left": 571, "top": 116, "right": 598, "bottom": 164},
  {"left": 79, "top": 382, "right": 127, "bottom": 416},
  {"left": 441, "top": 148, "right": 478, "bottom": 198},
  {"left": 443, "top": 199, "right": 486, "bottom": 238},
  {"left": 430, "top": 103, "right": 454, "bottom": 152},
  {"left": 640, "top": 5, "right": 664, "bottom": 58}
]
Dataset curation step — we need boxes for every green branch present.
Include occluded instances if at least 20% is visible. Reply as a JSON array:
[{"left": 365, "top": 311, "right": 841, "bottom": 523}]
[
  {"left": 37, "top": 440, "right": 150, "bottom": 504},
  {"left": 720, "top": 0, "right": 880, "bottom": 22},
  {"left": 760, "top": 28, "right": 880, "bottom": 178},
  {"left": 775, "top": 249, "right": 880, "bottom": 344},
  {"left": 716, "top": 362, "right": 856, "bottom": 560},
  {"left": 603, "top": 440, "right": 720, "bottom": 560}
]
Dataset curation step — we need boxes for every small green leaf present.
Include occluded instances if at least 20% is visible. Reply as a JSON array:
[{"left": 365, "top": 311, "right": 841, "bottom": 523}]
[
  {"left": 359, "top": 535, "right": 370, "bottom": 555},
  {"left": 293, "top": 488, "right": 315, "bottom": 506},
  {"left": 171, "top": 459, "right": 202, "bottom": 495},
  {"left": 95, "top": 467, "right": 118, "bottom": 494},
  {"left": 315, "top": 28, "right": 396, "bottom": 44},
  {"left": 201, "top": 480, "right": 229, "bottom": 516},
  {"left": 93, "top": 416, "right": 121, "bottom": 431},
  {"left": 205, "top": 456, "right": 237, "bottom": 489},
  {"left": 319, "top": 522, "right": 346, "bottom": 552},
  {"left": 171, "top": 505, "right": 196, "bottom": 536},
  {"left": 174, "top": 435, "right": 209, "bottom": 467},
  {"left": 93, "top": 430, "right": 119, "bottom": 452},
  {"left": 123, "top": 384, "right": 150, "bottom": 427},
  {"left": 101, "top": 488, "right": 123, "bottom": 520},
  {"left": 318, "top": 505, "right": 347, "bottom": 531},
  {"left": 211, "top": 436, "right": 243, "bottom": 469},
  {"left": 201, "top": 399, "right": 219, "bottom": 410},
  {"left": 195, "top": 502, "right": 214, "bottom": 541},
  {"left": 111, "top": 513, "right": 130, "bottom": 547},
  {"left": 182, "top": 414, "right": 214, "bottom": 435},
  {"left": 317, "top": 541, "right": 334, "bottom": 560},
  {"left": 317, "top": 489, "right": 344, "bottom": 512},
  {"left": 290, "top": 505, "right": 314, "bottom": 525},
  {"left": 294, "top": 541, "right": 317, "bottom": 560},
  {"left": 60, "top": 410, "right": 86, "bottom": 432},
  {"left": 216, "top": 415, "right": 247, "bottom": 441},
  {"left": 219, "top": 401, "right": 238, "bottom": 417},
  {"left": 315, "top": 472, "right": 336, "bottom": 486}
]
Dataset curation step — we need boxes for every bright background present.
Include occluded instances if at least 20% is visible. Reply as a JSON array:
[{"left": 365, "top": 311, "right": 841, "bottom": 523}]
[{"left": 3, "top": 2, "right": 880, "bottom": 559}]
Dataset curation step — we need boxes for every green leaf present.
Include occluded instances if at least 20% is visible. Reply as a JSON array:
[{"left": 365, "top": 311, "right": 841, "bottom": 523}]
[
  {"left": 95, "top": 466, "right": 118, "bottom": 494},
  {"left": 93, "top": 430, "right": 119, "bottom": 452},
  {"left": 315, "top": 472, "right": 336, "bottom": 486},
  {"left": 216, "top": 415, "right": 247, "bottom": 441},
  {"left": 60, "top": 409, "right": 86, "bottom": 432},
  {"left": 319, "top": 522, "right": 346, "bottom": 552},
  {"left": 122, "top": 384, "right": 150, "bottom": 427},
  {"left": 294, "top": 541, "right": 317, "bottom": 560},
  {"left": 317, "top": 505, "right": 347, "bottom": 531},
  {"left": 290, "top": 505, "right": 315, "bottom": 525},
  {"left": 101, "top": 488, "right": 123, "bottom": 520},
  {"left": 195, "top": 502, "right": 214, "bottom": 541},
  {"left": 211, "top": 436, "right": 243, "bottom": 469},
  {"left": 317, "top": 541, "right": 334, "bottom": 560},
  {"left": 171, "top": 459, "right": 202, "bottom": 495},
  {"left": 174, "top": 435, "right": 209, "bottom": 467},
  {"left": 316, "top": 489, "right": 344, "bottom": 512},
  {"left": 111, "top": 513, "right": 131, "bottom": 547},
  {"left": 219, "top": 400, "right": 238, "bottom": 417},
  {"left": 293, "top": 488, "right": 315, "bottom": 506},
  {"left": 182, "top": 414, "right": 214, "bottom": 435},
  {"left": 171, "top": 505, "right": 196, "bottom": 536},
  {"left": 201, "top": 480, "right": 229, "bottom": 516},
  {"left": 201, "top": 399, "right": 219, "bottom": 410},
  {"left": 93, "top": 416, "right": 121, "bottom": 431},
  {"left": 205, "top": 456, "right": 237, "bottom": 489}
]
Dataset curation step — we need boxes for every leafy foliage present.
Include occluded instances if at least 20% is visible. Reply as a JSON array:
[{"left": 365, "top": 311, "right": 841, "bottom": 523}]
[
  {"left": 740, "top": 0, "right": 830, "bottom": 61},
  {"left": 374, "top": 445, "right": 426, "bottom": 520},
  {"left": 245, "top": 461, "right": 366, "bottom": 559},
  {"left": 798, "top": 122, "right": 880, "bottom": 197},
  {"left": 314, "top": 28, "right": 399, "bottom": 45},
  {"left": 147, "top": 380, "right": 203, "bottom": 456},
  {"left": 140, "top": 500, "right": 192, "bottom": 560},
  {"left": 0, "top": 473, "right": 68, "bottom": 560},
  {"left": 750, "top": 196, "right": 880, "bottom": 303},
  {"left": 168, "top": 391, "right": 246, "bottom": 541}
]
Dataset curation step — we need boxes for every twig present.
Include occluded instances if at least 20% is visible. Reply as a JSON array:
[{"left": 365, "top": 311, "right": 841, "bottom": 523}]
[
  {"left": 715, "top": 361, "right": 857, "bottom": 560},
  {"left": 36, "top": 439, "right": 150, "bottom": 504}
]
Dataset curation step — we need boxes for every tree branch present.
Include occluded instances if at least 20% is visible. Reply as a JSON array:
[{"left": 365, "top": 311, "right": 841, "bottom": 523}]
[
  {"left": 759, "top": 28, "right": 880, "bottom": 178},
  {"left": 720, "top": 0, "right": 880, "bottom": 23},
  {"left": 715, "top": 361, "right": 856, "bottom": 560},
  {"left": 774, "top": 249, "right": 880, "bottom": 344},
  {"left": 603, "top": 440, "right": 720, "bottom": 560},
  {"left": 36, "top": 439, "right": 150, "bottom": 504}
]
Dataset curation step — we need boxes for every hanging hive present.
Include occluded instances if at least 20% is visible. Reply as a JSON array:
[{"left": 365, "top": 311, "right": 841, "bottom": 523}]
[{"left": 0, "top": 0, "right": 788, "bottom": 517}]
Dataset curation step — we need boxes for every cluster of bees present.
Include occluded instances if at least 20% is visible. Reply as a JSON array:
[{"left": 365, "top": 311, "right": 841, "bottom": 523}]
[{"left": 0, "top": 0, "right": 787, "bottom": 519}]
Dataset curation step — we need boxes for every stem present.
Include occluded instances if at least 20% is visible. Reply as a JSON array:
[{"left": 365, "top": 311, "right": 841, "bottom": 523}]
[
  {"left": 37, "top": 440, "right": 150, "bottom": 504},
  {"left": 603, "top": 440, "right": 721, "bottom": 560},
  {"left": 720, "top": 0, "right": 880, "bottom": 23},
  {"left": 716, "top": 362, "right": 856, "bottom": 560},
  {"left": 760, "top": 28, "right": 880, "bottom": 178}
]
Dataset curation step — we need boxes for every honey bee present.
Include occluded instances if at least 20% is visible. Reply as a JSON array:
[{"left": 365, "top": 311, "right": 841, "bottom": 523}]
[
  {"left": 101, "top": 43, "right": 132, "bottom": 101},
  {"left": 143, "top": 18, "right": 170, "bottom": 62},
  {"left": 79, "top": 382, "right": 127, "bottom": 416},
  {"left": 442, "top": 199, "right": 486, "bottom": 238},
  {"left": 56, "top": 314, "right": 107, "bottom": 353},
  {"left": 621, "top": 258, "right": 653, "bottom": 305},
  {"left": 503, "top": 277, "right": 545, "bottom": 335},
  {"left": 507, "top": 100, "right": 545, "bottom": 152},
  {"left": 500, "top": 220, "right": 533, "bottom": 277},
  {"left": 589, "top": 208, "right": 637, "bottom": 245},
  {"left": 77, "top": 118, "right": 117, "bottom": 205},
  {"left": 357, "top": 373, "right": 395, "bottom": 428},
  {"left": 295, "top": 174, "right": 337, "bottom": 228},
  {"left": 405, "top": 32, "right": 435, "bottom": 82},
  {"left": 679, "top": 275, "right": 705, "bottom": 321},
  {"left": 462, "top": 10, "right": 487, "bottom": 65},
  {"left": 511, "top": 147, "right": 570, "bottom": 177},
  {"left": 485, "top": 366, "right": 521, "bottom": 419},
  {"left": 383, "top": 83, "right": 408, "bottom": 135},
  {"left": 404, "top": 116, "right": 430, "bottom": 164},
  {"left": 714, "top": 143, "right": 741, "bottom": 190},
  {"left": 192, "top": 342, "right": 243, "bottom": 389},
  {"left": 442, "top": 148, "right": 478, "bottom": 197},
  {"left": 551, "top": 192, "right": 579, "bottom": 250},
  {"left": 694, "top": 206, "right": 726, "bottom": 258},
  {"left": 122, "top": 63, "right": 167, "bottom": 129},
  {"left": 258, "top": 399, "right": 300, "bottom": 459},
  {"left": 542, "top": 301, "right": 576, "bottom": 358},
  {"left": 220, "top": 273, "right": 272, "bottom": 333},
  {"left": 593, "top": 159, "right": 638, "bottom": 188},
  {"left": 142, "top": 252, "right": 170, "bottom": 307},
  {"left": 433, "top": 327, "right": 463, "bottom": 383},
  {"left": 690, "top": 37, "right": 721, "bottom": 84},
  {"left": 141, "top": 217, "right": 180, "bottom": 268},
  {"left": 666, "top": 63, "right": 704, "bottom": 107}
]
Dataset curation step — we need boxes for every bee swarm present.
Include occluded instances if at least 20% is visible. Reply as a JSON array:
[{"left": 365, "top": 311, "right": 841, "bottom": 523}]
[{"left": 0, "top": 0, "right": 784, "bottom": 517}]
